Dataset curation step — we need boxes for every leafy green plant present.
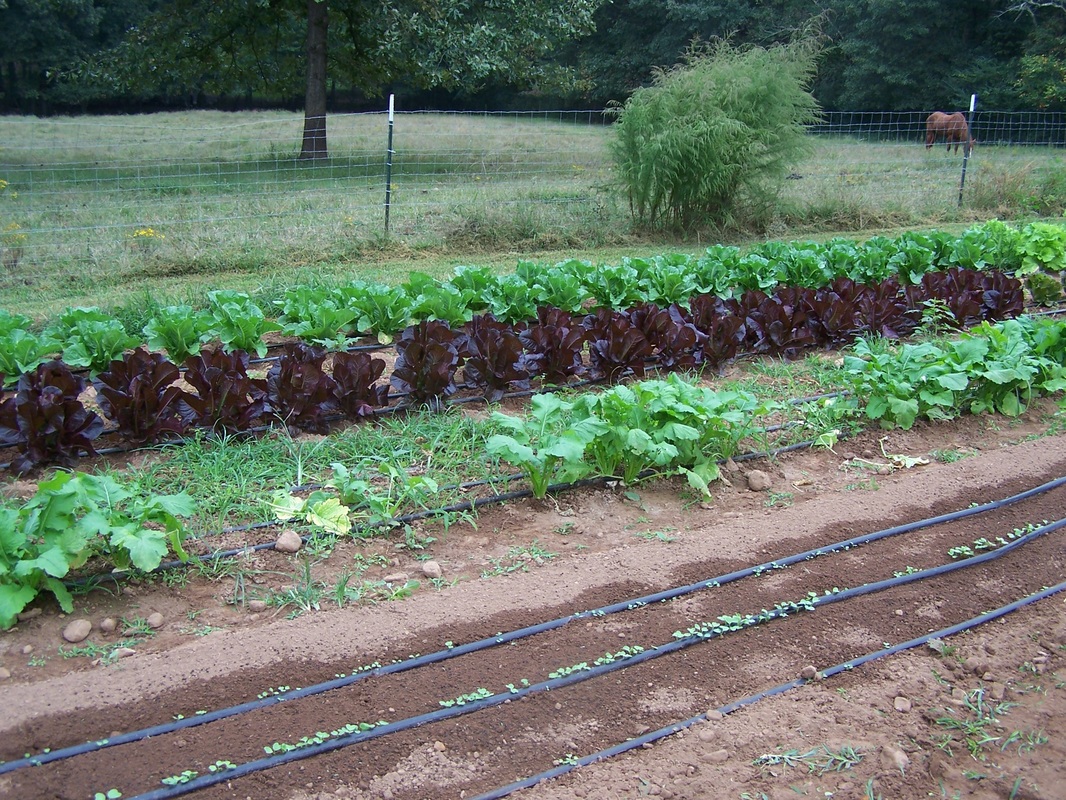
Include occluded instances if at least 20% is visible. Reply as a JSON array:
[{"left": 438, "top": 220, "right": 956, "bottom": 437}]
[
  {"left": 438, "top": 687, "right": 493, "bottom": 707},
  {"left": 0, "top": 328, "right": 59, "bottom": 385},
  {"left": 1025, "top": 272, "right": 1063, "bottom": 306},
  {"left": 0, "top": 471, "right": 194, "bottom": 628},
  {"left": 1016, "top": 221, "right": 1066, "bottom": 276},
  {"left": 527, "top": 265, "right": 593, "bottom": 313},
  {"left": 486, "top": 393, "right": 607, "bottom": 499},
  {"left": 572, "top": 375, "right": 771, "bottom": 493},
  {"left": 843, "top": 318, "right": 1066, "bottom": 429},
  {"left": 405, "top": 273, "right": 477, "bottom": 327},
  {"left": 327, "top": 461, "right": 440, "bottom": 528},
  {"left": 206, "top": 290, "right": 281, "bottom": 358},
  {"left": 275, "top": 286, "right": 358, "bottom": 349},
  {"left": 44, "top": 307, "right": 139, "bottom": 375},
  {"left": 346, "top": 283, "right": 414, "bottom": 344},
  {"left": 268, "top": 490, "right": 352, "bottom": 537},
  {"left": 142, "top": 305, "right": 214, "bottom": 363}
]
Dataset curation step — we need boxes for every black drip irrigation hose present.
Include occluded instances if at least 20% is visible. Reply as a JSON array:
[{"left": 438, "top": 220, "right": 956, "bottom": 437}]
[
  {"left": 10, "top": 475, "right": 1064, "bottom": 779},
  {"left": 471, "top": 578, "right": 1066, "bottom": 800},
  {"left": 107, "top": 513, "right": 1066, "bottom": 800}
]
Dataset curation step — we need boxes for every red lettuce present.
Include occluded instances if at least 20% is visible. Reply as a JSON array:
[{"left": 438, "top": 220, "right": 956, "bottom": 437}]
[
  {"left": 0, "top": 361, "right": 104, "bottom": 475},
  {"left": 93, "top": 347, "right": 195, "bottom": 445},
  {"left": 182, "top": 347, "right": 269, "bottom": 431},
  {"left": 332, "top": 351, "right": 389, "bottom": 418},
  {"left": 462, "top": 314, "right": 531, "bottom": 402},
  {"left": 266, "top": 343, "right": 339, "bottom": 433},
  {"left": 391, "top": 321, "right": 465, "bottom": 409},
  {"left": 519, "top": 307, "right": 589, "bottom": 385}
]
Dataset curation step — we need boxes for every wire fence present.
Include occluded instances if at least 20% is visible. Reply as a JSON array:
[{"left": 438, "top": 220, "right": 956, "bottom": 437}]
[{"left": 0, "top": 108, "right": 1063, "bottom": 302}]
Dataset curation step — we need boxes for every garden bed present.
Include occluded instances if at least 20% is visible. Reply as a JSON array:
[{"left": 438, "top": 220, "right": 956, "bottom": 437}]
[{"left": 1, "top": 400, "right": 1064, "bottom": 800}]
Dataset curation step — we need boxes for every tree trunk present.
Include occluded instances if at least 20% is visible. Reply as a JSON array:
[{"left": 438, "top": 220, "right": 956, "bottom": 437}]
[{"left": 300, "top": 0, "right": 329, "bottom": 159}]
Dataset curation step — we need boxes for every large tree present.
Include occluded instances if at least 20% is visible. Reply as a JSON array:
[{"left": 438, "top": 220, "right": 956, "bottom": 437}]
[{"left": 91, "top": 0, "right": 605, "bottom": 158}]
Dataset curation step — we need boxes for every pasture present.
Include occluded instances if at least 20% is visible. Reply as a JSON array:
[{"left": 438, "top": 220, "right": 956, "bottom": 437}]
[{"left": 1, "top": 109, "right": 1063, "bottom": 320}]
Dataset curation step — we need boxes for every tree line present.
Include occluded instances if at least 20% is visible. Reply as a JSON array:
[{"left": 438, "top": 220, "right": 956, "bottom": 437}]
[{"left": 2, "top": 0, "right": 1064, "bottom": 121}]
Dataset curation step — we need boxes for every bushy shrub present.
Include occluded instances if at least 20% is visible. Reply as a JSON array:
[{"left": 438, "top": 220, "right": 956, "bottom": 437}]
[{"left": 609, "top": 36, "right": 822, "bottom": 231}]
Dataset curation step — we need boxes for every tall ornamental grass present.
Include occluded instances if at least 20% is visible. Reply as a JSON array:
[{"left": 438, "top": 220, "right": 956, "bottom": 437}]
[{"left": 610, "top": 37, "right": 822, "bottom": 231}]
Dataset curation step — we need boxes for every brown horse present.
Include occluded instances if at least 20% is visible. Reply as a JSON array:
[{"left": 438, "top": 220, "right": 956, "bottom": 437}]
[{"left": 925, "top": 111, "right": 975, "bottom": 154}]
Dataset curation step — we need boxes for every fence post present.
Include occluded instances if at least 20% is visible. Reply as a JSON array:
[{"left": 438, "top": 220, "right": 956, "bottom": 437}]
[
  {"left": 958, "top": 93, "right": 977, "bottom": 209},
  {"left": 384, "top": 94, "right": 395, "bottom": 235}
]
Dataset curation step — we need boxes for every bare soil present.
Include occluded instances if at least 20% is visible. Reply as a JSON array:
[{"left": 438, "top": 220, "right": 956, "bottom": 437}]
[{"left": 2, "top": 401, "right": 1066, "bottom": 800}]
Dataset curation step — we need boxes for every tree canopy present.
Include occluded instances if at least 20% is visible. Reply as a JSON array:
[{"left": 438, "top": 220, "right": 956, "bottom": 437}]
[
  {"left": 69, "top": 0, "right": 605, "bottom": 156},
  {"left": 2, "top": 0, "right": 1064, "bottom": 115}
]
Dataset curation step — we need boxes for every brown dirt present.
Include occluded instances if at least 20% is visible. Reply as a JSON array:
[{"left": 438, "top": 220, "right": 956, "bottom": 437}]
[{"left": 2, "top": 402, "right": 1066, "bottom": 800}]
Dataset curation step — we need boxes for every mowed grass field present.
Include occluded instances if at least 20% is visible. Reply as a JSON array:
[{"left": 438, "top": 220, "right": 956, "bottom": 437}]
[{"left": 1, "top": 109, "right": 1062, "bottom": 321}]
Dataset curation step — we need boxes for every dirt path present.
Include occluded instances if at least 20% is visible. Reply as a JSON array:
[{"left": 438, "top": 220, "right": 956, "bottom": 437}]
[{"left": 1, "top": 406, "right": 1065, "bottom": 800}]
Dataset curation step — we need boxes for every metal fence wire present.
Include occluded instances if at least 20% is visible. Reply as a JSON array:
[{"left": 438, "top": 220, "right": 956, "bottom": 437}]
[{"left": 0, "top": 108, "right": 1063, "bottom": 293}]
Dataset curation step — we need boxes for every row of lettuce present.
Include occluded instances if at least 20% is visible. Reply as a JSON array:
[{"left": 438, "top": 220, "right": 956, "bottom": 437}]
[
  {"left": 3, "top": 220, "right": 1066, "bottom": 382},
  {"left": 0, "top": 265, "right": 1031, "bottom": 475},
  {"left": 3, "top": 312, "right": 1066, "bottom": 629}
]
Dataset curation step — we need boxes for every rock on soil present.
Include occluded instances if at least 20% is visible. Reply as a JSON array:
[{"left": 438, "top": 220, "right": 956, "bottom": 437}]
[
  {"left": 745, "top": 470, "right": 772, "bottom": 491},
  {"left": 61, "top": 619, "right": 92, "bottom": 643},
  {"left": 275, "top": 530, "right": 303, "bottom": 553}
]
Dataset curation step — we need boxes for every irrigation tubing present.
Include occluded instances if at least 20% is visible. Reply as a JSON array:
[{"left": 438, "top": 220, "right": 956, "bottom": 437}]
[
  {"left": 470, "top": 578, "right": 1066, "bottom": 800},
  {"left": 110, "top": 513, "right": 1066, "bottom": 800},
  {"left": 10, "top": 475, "right": 1064, "bottom": 778}
]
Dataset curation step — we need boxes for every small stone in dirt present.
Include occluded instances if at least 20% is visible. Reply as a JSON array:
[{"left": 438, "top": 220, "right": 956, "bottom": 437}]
[
  {"left": 706, "top": 749, "right": 729, "bottom": 762},
  {"left": 383, "top": 572, "right": 408, "bottom": 583},
  {"left": 697, "top": 728, "right": 716, "bottom": 743},
  {"left": 963, "top": 655, "right": 989, "bottom": 676},
  {"left": 99, "top": 617, "right": 117, "bottom": 633},
  {"left": 799, "top": 665, "right": 818, "bottom": 680},
  {"left": 433, "top": 741, "right": 446, "bottom": 752},
  {"left": 0, "top": 667, "right": 11, "bottom": 681},
  {"left": 248, "top": 600, "right": 268, "bottom": 613},
  {"left": 62, "top": 619, "right": 92, "bottom": 643},
  {"left": 705, "top": 709, "right": 724, "bottom": 721},
  {"left": 421, "top": 561, "right": 443, "bottom": 579},
  {"left": 114, "top": 647, "right": 137, "bottom": 659},
  {"left": 881, "top": 744, "right": 909, "bottom": 773},
  {"left": 146, "top": 612, "right": 164, "bottom": 629},
  {"left": 275, "top": 530, "right": 303, "bottom": 553},
  {"left": 893, "top": 696, "right": 912, "bottom": 712},
  {"left": 746, "top": 470, "right": 772, "bottom": 491},
  {"left": 17, "top": 607, "right": 42, "bottom": 622},
  {"left": 21, "top": 644, "right": 33, "bottom": 655},
  {"left": 989, "top": 682, "right": 1006, "bottom": 700}
]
